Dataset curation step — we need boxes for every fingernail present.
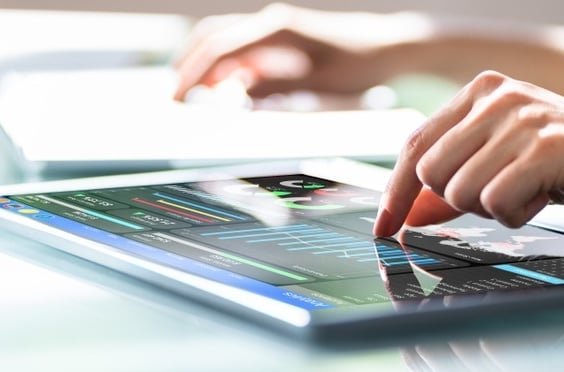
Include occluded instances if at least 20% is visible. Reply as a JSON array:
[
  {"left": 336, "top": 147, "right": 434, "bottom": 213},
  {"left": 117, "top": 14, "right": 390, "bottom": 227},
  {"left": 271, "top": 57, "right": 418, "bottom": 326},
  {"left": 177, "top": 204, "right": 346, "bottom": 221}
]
[
  {"left": 374, "top": 207, "right": 394, "bottom": 237},
  {"left": 374, "top": 193, "right": 394, "bottom": 237}
]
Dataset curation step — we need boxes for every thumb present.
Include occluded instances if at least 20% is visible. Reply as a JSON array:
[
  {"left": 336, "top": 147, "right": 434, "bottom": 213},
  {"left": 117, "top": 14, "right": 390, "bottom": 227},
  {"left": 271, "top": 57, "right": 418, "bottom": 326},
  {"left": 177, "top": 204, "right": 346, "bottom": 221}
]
[{"left": 405, "top": 187, "right": 463, "bottom": 227}]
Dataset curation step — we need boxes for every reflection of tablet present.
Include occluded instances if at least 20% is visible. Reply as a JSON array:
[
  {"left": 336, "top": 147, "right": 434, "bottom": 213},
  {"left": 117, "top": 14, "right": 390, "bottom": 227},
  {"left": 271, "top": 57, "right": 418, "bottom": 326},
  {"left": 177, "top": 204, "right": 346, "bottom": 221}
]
[{"left": 1, "top": 157, "right": 564, "bottom": 343}]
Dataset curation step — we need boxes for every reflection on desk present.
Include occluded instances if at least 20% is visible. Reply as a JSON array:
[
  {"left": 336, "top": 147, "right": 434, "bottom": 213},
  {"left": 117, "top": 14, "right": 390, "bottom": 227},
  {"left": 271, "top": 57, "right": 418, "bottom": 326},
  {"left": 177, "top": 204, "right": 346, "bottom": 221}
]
[
  {"left": 2, "top": 228, "right": 564, "bottom": 371},
  {"left": 0, "top": 231, "right": 404, "bottom": 371}
]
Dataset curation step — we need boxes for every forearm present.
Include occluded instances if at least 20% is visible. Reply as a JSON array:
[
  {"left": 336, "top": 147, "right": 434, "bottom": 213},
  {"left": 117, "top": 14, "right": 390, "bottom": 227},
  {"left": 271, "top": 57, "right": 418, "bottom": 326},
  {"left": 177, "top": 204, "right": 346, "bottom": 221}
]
[
  {"left": 389, "top": 22, "right": 564, "bottom": 94},
  {"left": 376, "top": 14, "right": 564, "bottom": 94},
  {"left": 176, "top": 4, "right": 564, "bottom": 98}
]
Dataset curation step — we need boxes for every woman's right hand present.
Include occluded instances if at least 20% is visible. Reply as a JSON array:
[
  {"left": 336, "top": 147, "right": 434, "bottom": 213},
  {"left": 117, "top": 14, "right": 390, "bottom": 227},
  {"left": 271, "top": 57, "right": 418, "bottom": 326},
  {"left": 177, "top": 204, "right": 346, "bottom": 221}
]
[
  {"left": 173, "top": 3, "right": 428, "bottom": 101},
  {"left": 374, "top": 70, "right": 564, "bottom": 237}
]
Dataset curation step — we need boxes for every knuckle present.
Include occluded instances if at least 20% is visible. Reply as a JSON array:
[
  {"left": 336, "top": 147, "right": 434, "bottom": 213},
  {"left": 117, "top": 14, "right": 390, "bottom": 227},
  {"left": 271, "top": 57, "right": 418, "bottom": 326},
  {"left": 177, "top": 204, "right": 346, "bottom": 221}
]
[
  {"left": 522, "top": 121, "right": 563, "bottom": 162},
  {"left": 443, "top": 182, "right": 474, "bottom": 213},
  {"left": 415, "top": 151, "right": 447, "bottom": 195},
  {"left": 402, "top": 127, "right": 433, "bottom": 177},
  {"left": 516, "top": 105, "right": 542, "bottom": 125},
  {"left": 480, "top": 192, "right": 524, "bottom": 228},
  {"left": 259, "top": 3, "right": 297, "bottom": 33},
  {"left": 482, "top": 83, "right": 529, "bottom": 112},
  {"left": 473, "top": 82, "right": 532, "bottom": 120},
  {"left": 405, "top": 125, "right": 445, "bottom": 193},
  {"left": 261, "top": 2, "right": 295, "bottom": 17},
  {"left": 403, "top": 125, "right": 427, "bottom": 160},
  {"left": 516, "top": 104, "right": 556, "bottom": 130},
  {"left": 467, "top": 71, "right": 536, "bottom": 116},
  {"left": 540, "top": 129, "right": 564, "bottom": 154},
  {"left": 470, "top": 70, "right": 508, "bottom": 92},
  {"left": 414, "top": 158, "right": 435, "bottom": 190},
  {"left": 493, "top": 87, "right": 528, "bottom": 106}
]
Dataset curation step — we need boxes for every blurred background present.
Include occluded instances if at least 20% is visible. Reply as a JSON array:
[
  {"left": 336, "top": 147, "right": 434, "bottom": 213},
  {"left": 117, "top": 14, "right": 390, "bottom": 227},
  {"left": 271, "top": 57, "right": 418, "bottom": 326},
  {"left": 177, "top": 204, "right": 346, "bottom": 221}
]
[
  {"left": 3, "top": 0, "right": 564, "bottom": 23},
  {"left": 0, "top": 0, "right": 562, "bottom": 179},
  {"left": 3, "top": 0, "right": 563, "bottom": 116}
]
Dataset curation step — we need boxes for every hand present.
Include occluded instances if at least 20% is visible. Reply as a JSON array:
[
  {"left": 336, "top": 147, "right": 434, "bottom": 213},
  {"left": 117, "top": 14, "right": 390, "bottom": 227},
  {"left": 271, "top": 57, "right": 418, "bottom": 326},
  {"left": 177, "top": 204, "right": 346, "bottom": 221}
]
[
  {"left": 173, "top": 3, "right": 427, "bottom": 101},
  {"left": 374, "top": 70, "right": 564, "bottom": 237}
]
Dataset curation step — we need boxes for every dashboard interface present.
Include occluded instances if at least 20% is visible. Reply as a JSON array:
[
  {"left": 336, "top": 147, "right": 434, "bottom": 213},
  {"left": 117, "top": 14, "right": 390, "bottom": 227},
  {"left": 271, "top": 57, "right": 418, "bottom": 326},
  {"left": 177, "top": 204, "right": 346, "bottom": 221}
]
[{"left": 2, "top": 174, "right": 564, "bottom": 311}]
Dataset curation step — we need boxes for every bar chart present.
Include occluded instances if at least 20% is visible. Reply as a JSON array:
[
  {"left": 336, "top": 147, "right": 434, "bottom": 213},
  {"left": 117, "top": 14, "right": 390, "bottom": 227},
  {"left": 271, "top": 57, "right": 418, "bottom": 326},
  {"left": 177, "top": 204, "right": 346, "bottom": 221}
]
[{"left": 182, "top": 221, "right": 461, "bottom": 279}]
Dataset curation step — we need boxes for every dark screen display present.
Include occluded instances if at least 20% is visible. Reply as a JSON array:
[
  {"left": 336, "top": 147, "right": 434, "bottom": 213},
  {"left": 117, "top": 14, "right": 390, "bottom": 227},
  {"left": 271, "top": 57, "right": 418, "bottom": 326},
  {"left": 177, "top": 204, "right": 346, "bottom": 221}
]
[{"left": 2, "top": 174, "right": 564, "bottom": 311}]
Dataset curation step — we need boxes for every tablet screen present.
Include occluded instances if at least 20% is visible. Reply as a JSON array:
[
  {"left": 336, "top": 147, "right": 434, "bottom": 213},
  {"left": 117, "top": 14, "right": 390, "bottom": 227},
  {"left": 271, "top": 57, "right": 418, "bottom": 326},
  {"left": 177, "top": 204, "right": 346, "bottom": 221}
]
[{"left": 1, "top": 165, "right": 564, "bottom": 333}]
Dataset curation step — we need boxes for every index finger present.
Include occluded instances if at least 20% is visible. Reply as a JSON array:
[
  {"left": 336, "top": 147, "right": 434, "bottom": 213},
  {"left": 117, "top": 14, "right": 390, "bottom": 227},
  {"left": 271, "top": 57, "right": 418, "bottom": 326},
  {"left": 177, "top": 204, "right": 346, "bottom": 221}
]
[{"left": 373, "top": 85, "right": 474, "bottom": 237}]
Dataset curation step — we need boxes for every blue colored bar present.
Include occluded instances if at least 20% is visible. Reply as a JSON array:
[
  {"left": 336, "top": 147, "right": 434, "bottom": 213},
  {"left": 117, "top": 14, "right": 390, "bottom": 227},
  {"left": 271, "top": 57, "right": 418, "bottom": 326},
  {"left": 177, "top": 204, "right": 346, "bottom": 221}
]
[
  {"left": 313, "top": 246, "right": 374, "bottom": 255},
  {"left": 494, "top": 264, "right": 564, "bottom": 285},
  {"left": 246, "top": 232, "right": 341, "bottom": 243},
  {"left": 287, "top": 241, "right": 370, "bottom": 251},
  {"left": 200, "top": 224, "right": 312, "bottom": 236}
]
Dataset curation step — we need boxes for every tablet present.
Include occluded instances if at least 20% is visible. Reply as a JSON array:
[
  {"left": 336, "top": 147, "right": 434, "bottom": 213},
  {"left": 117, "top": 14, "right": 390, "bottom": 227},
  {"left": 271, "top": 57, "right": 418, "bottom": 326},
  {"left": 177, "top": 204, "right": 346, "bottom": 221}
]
[{"left": 1, "top": 157, "right": 564, "bottom": 343}]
